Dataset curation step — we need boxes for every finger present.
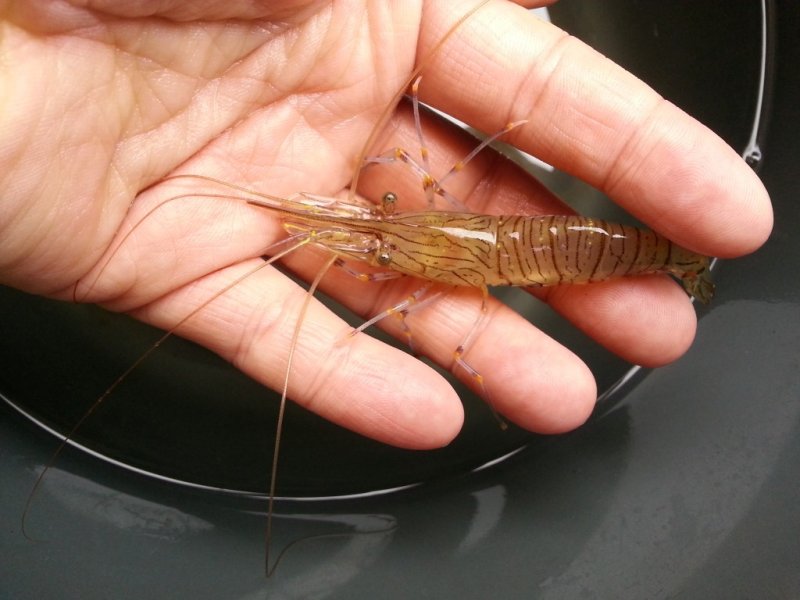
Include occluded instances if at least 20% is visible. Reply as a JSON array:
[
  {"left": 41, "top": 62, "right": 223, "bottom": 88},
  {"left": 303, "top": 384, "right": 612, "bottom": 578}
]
[
  {"left": 417, "top": 0, "right": 772, "bottom": 256},
  {"left": 130, "top": 258, "right": 465, "bottom": 449}
]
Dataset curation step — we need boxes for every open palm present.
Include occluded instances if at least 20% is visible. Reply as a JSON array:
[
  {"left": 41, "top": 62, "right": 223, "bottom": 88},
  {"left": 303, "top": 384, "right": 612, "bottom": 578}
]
[{"left": 0, "top": 0, "right": 772, "bottom": 448}]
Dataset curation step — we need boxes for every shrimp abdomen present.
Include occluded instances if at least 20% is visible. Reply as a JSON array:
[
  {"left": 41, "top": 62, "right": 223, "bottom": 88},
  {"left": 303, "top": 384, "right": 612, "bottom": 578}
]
[{"left": 496, "top": 215, "right": 714, "bottom": 303}]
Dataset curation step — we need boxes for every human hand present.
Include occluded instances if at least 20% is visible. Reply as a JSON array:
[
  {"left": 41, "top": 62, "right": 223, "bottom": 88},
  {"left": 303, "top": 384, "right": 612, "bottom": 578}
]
[{"left": 0, "top": 0, "right": 772, "bottom": 448}]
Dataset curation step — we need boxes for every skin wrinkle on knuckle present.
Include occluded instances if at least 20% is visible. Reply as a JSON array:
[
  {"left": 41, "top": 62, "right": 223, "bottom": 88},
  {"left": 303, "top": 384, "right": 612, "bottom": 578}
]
[
  {"left": 459, "top": 148, "right": 508, "bottom": 214},
  {"left": 278, "top": 304, "right": 399, "bottom": 421},
  {"left": 226, "top": 278, "right": 304, "bottom": 380},
  {"left": 596, "top": 98, "right": 667, "bottom": 201},
  {"left": 551, "top": 63, "right": 653, "bottom": 185},
  {"left": 298, "top": 332, "right": 430, "bottom": 446},
  {"left": 516, "top": 29, "right": 573, "bottom": 143},
  {"left": 437, "top": 289, "right": 486, "bottom": 345},
  {"left": 294, "top": 332, "right": 348, "bottom": 417}
]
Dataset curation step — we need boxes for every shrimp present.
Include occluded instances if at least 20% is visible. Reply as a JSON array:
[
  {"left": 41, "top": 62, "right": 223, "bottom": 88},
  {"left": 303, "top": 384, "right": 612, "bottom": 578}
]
[{"left": 271, "top": 206, "right": 714, "bottom": 303}]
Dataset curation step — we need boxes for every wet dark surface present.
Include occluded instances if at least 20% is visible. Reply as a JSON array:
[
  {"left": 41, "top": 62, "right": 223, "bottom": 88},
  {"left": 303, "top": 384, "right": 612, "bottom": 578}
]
[{"left": 2, "top": 1, "right": 798, "bottom": 598}]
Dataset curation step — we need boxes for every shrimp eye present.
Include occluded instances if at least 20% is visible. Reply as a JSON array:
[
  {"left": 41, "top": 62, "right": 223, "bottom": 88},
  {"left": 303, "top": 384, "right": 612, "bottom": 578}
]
[
  {"left": 381, "top": 192, "right": 397, "bottom": 215},
  {"left": 376, "top": 247, "right": 392, "bottom": 265}
]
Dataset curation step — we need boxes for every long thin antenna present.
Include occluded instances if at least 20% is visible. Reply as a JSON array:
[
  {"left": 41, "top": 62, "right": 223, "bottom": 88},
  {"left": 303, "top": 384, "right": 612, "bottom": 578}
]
[
  {"left": 265, "top": 254, "right": 337, "bottom": 577},
  {"left": 22, "top": 235, "right": 312, "bottom": 539}
]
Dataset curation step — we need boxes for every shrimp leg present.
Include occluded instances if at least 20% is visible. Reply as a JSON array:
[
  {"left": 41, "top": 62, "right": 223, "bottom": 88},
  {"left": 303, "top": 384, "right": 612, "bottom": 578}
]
[
  {"left": 363, "top": 75, "right": 527, "bottom": 211},
  {"left": 348, "top": 282, "right": 442, "bottom": 355},
  {"left": 332, "top": 258, "right": 406, "bottom": 283}
]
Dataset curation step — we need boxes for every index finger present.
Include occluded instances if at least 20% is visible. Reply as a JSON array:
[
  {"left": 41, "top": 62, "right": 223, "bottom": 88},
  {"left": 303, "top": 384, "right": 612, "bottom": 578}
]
[{"left": 417, "top": 0, "right": 772, "bottom": 257}]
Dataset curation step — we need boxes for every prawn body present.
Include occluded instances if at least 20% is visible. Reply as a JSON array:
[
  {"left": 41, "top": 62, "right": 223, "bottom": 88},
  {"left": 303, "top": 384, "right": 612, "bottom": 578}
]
[{"left": 281, "top": 207, "right": 714, "bottom": 303}]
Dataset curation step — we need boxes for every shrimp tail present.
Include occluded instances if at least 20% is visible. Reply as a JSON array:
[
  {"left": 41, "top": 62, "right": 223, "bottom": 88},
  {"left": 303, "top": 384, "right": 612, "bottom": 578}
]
[{"left": 677, "top": 260, "right": 715, "bottom": 304}]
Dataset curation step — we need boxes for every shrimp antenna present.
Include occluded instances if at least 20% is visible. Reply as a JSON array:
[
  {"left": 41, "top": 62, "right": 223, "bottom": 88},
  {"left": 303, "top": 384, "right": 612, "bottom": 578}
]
[
  {"left": 265, "top": 254, "right": 337, "bottom": 577},
  {"left": 21, "top": 233, "right": 312, "bottom": 540}
]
